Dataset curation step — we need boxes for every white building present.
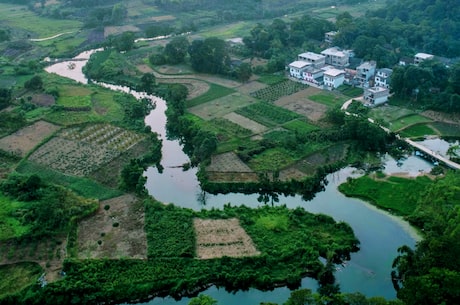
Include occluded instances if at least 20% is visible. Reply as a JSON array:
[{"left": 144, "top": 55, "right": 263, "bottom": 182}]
[
  {"left": 302, "top": 66, "right": 324, "bottom": 86},
  {"left": 374, "top": 68, "right": 393, "bottom": 88},
  {"left": 321, "top": 47, "right": 349, "bottom": 67},
  {"left": 324, "top": 31, "right": 338, "bottom": 44},
  {"left": 364, "top": 86, "right": 390, "bottom": 106},
  {"left": 297, "top": 52, "right": 326, "bottom": 68},
  {"left": 289, "top": 61, "right": 311, "bottom": 79},
  {"left": 323, "top": 68, "right": 345, "bottom": 89},
  {"left": 414, "top": 53, "right": 434, "bottom": 65},
  {"left": 355, "top": 61, "right": 377, "bottom": 87}
]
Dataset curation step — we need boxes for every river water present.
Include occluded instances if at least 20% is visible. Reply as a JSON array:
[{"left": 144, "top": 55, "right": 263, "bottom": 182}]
[{"left": 45, "top": 49, "right": 428, "bottom": 304}]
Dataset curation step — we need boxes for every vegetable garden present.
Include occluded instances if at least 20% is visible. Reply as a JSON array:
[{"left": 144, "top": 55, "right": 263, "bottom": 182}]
[{"left": 250, "top": 80, "right": 309, "bottom": 102}]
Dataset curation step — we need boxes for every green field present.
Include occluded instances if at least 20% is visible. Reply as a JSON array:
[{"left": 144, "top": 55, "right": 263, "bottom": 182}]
[
  {"left": 0, "top": 194, "right": 29, "bottom": 240},
  {"left": 308, "top": 92, "right": 347, "bottom": 108},
  {"left": 282, "top": 119, "right": 319, "bottom": 133},
  {"left": 389, "top": 114, "right": 433, "bottom": 132},
  {"left": 16, "top": 161, "right": 122, "bottom": 200},
  {"left": 430, "top": 122, "right": 460, "bottom": 137},
  {"left": 187, "top": 82, "right": 236, "bottom": 107},
  {"left": 399, "top": 124, "right": 438, "bottom": 138},
  {"left": 248, "top": 147, "right": 296, "bottom": 171},
  {"left": 0, "top": 3, "right": 82, "bottom": 37},
  {"left": 0, "top": 263, "right": 42, "bottom": 298},
  {"left": 339, "top": 174, "right": 433, "bottom": 216},
  {"left": 236, "top": 102, "right": 300, "bottom": 127}
]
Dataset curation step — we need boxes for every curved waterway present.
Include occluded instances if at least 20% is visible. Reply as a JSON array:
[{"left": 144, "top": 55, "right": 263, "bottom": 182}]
[{"left": 45, "top": 49, "right": 426, "bottom": 304}]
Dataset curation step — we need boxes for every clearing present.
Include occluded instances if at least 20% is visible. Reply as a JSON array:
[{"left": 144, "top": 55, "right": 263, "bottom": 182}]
[
  {"left": 194, "top": 218, "right": 260, "bottom": 259},
  {"left": 0, "top": 121, "right": 59, "bottom": 157},
  {"left": 77, "top": 194, "right": 147, "bottom": 259},
  {"left": 274, "top": 87, "right": 329, "bottom": 122}
]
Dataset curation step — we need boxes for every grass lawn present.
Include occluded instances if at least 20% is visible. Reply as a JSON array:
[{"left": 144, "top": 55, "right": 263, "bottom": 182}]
[
  {"left": 400, "top": 124, "right": 438, "bottom": 138},
  {"left": 308, "top": 92, "right": 347, "bottom": 108},
  {"left": 369, "top": 105, "right": 415, "bottom": 123},
  {"left": 336, "top": 85, "right": 363, "bottom": 98},
  {"left": 0, "top": 3, "right": 81, "bottom": 37},
  {"left": 187, "top": 82, "right": 236, "bottom": 107},
  {"left": 16, "top": 161, "right": 122, "bottom": 200},
  {"left": 339, "top": 174, "right": 433, "bottom": 216},
  {"left": 198, "top": 21, "right": 254, "bottom": 39},
  {"left": 0, "top": 194, "right": 29, "bottom": 241},
  {"left": 256, "top": 74, "right": 286, "bottom": 85},
  {"left": 0, "top": 263, "right": 42, "bottom": 298},
  {"left": 390, "top": 114, "right": 433, "bottom": 132}
]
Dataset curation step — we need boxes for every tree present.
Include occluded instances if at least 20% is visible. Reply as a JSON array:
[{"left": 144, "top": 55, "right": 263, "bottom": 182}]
[
  {"left": 0, "top": 88, "right": 12, "bottom": 110},
  {"left": 235, "top": 62, "right": 252, "bottom": 83},
  {"left": 111, "top": 3, "right": 127, "bottom": 25},
  {"left": 188, "top": 37, "right": 231, "bottom": 74},
  {"left": 139, "top": 73, "right": 156, "bottom": 94},
  {"left": 24, "top": 75, "right": 43, "bottom": 90},
  {"left": 114, "top": 32, "right": 135, "bottom": 52},
  {"left": 164, "top": 36, "right": 190, "bottom": 64},
  {"left": 188, "top": 295, "right": 217, "bottom": 305}
]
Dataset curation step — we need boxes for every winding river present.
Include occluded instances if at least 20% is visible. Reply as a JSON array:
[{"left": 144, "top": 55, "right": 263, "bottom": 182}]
[{"left": 45, "top": 49, "right": 431, "bottom": 305}]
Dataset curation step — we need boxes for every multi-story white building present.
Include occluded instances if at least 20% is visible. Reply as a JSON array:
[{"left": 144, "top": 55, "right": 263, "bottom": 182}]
[
  {"left": 323, "top": 68, "right": 345, "bottom": 89},
  {"left": 297, "top": 52, "right": 326, "bottom": 68},
  {"left": 414, "top": 53, "right": 434, "bottom": 65},
  {"left": 321, "top": 47, "right": 349, "bottom": 68},
  {"left": 374, "top": 68, "right": 393, "bottom": 88},
  {"left": 324, "top": 31, "right": 338, "bottom": 44},
  {"left": 288, "top": 61, "right": 311, "bottom": 79},
  {"left": 355, "top": 61, "right": 377, "bottom": 87},
  {"left": 364, "top": 86, "right": 390, "bottom": 106}
]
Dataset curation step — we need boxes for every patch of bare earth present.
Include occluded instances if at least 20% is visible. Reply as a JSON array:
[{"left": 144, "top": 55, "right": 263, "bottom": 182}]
[
  {"left": 275, "top": 87, "right": 327, "bottom": 122},
  {"left": 421, "top": 110, "right": 460, "bottom": 124},
  {"left": 104, "top": 25, "right": 140, "bottom": 38},
  {"left": 0, "top": 236, "right": 67, "bottom": 283},
  {"left": 77, "top": 194, "right": 147, "bottom": 259},
  {"left": 194, "top": 218, "right": 260, "bottom": 259},
  {"left": 150, "top": 15, "right": 175, "bottom": 22},
  {"left": 160, "top": 78, "right": 210, "bottom": 100},
  {"left": 206, "top": 152, "right": 258, "bottom": 182},
  {"left": 236, "top": 80, "right": 268, "bottom": 95},
  {"left": 223, "top": 112, "right": 268, "bottom": 134},
  {"left": 0, "top": 121, "right": 60, "bottom": 157}
]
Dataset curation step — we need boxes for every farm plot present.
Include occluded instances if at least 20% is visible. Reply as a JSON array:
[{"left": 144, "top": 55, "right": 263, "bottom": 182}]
[
  {"left": 223, "top": 112, "right": 268, "bottom": 134},
  {"left": 235, "top": 102, "right": 300, "bottom": 127},
  {"left": 194, "top": 218, "right": 260, "bottom": 259},
  {"left": 0, "top": 121, "right": 60, "bottom": 157},
  {"left": 29, "top": 124, "right": 146, "bottom": 177},
  {"left": 206, "top": 152, "right": 258, "bottom": 183},
  {"left": 274, "top": 87, "right": 329, "bottom": 122},
  {"left": 77, "top": 194, "right": 147, "bottom": 259},
  {"left": 208, "top": 118, "right": 253, "bottom": 138},
  {"left": 188, "top": 92, "right": 255, "bottom": 120},
  {"left": 250, "top": 80, "right": 309, "bottom": 102}
]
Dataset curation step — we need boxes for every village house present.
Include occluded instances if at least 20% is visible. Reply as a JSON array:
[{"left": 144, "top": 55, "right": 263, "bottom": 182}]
[
  {"left": 324, "top": 31, "right": 338, "bottom": 44},
  {"left": 364, "top": 86, "right": 390, "bottom": 106},
  {"left": 321, "top": 47, "right": 349, "bottom": 68},
  {"left": 355, "top": 61, "right": 376, "bottom": 87},
  {"left": 374, "top": 68, "right": 393, "bottom": 88},
  {"left": 297, "top": 52, "right": 326, "bottom": 68},
  {"left": 288, "top": 61, "right": 311, "bottom": 79},
  {"left": 414, "top": 52, "right": 434, "bottom": 65},
  {"left": 323, "top": 68, "right": 345, "bottom": 89},
  {"left": 302, "top": 66, "right": 324, "bottom": 86}
]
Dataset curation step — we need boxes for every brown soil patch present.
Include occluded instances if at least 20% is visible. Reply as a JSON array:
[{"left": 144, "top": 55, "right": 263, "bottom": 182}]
[
  {"left": 223, "top": 112, "right": 268, "bottom": 134},
  {"left": 104, "top": 25, "right": 140, "bottom": 38},
  {"left": 236, "top": 80, "right": 268, "bottom": 95},
  {"left": 206, "top": 171, "right": 259, "bottom": 183},
  {"left": 421, "top": 110, "right": 460, "bottom": 124},
  {"left": 137, "top": 64, "right": 154, "bottom": 74},
  {"left": 159, "top": 78, "right": 210, "bottom": 100},
  {"left": 207, "top": 152, "right": 253, "bottom": 173},
  {"left": 275, "top": 87, "right": 327, "bottom": 122},
  {"left": 150, "top": 15, "right": 176, "bottom": 22},
  {"left": 31, "top": 94, "right": 55, "bottom": 107},
  {"left": 194, "top": 218, "right": 260, "bottom": 259},
  {"left": 0, "top": 121, "right": 60, "bottom": 157},
  {"left": 0, "top": 236, "right": 67, "bottom": 283},
  {"left": 77, "top": 194, "right": 147, "bottom": 259}
]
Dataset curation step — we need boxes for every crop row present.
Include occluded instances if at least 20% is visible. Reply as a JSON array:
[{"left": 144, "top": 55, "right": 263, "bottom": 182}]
[
  {"left": 208, "top": 118, "right": 252, "bottom": 138},
  {"left": 235, "top": 102, "right": 300, "bottom": 127},
  {"left": 250, "top": 80, "right": 308, "bottom": 102},
  {"left": 60, "top": 124, "right": 145, "bottom": 151}
]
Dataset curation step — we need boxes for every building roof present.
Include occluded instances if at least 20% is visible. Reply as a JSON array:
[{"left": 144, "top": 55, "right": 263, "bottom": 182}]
[
  {"left": 298, "top": 52, "right": 325, "bottom": 61},
  {"left": 321, "top": 47, "right": 347, "bottom": 57},
  {"left": 357, "top": 61, "right": 376, "bottom": 70},
  {"left": 324, "top": 68, "right": 345, "bottom": 77},
  {"left": 366, "top": 86, "right": 389, "bottom": 94},
  {"left": 378, "top": 68, "right": 393, "bottom": 75},
  {"left": 415, "top": 53, "right": 434, "bottom": 59},
  {"left": 289, "top": 61, "right": 311, "bottom": 69}
]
